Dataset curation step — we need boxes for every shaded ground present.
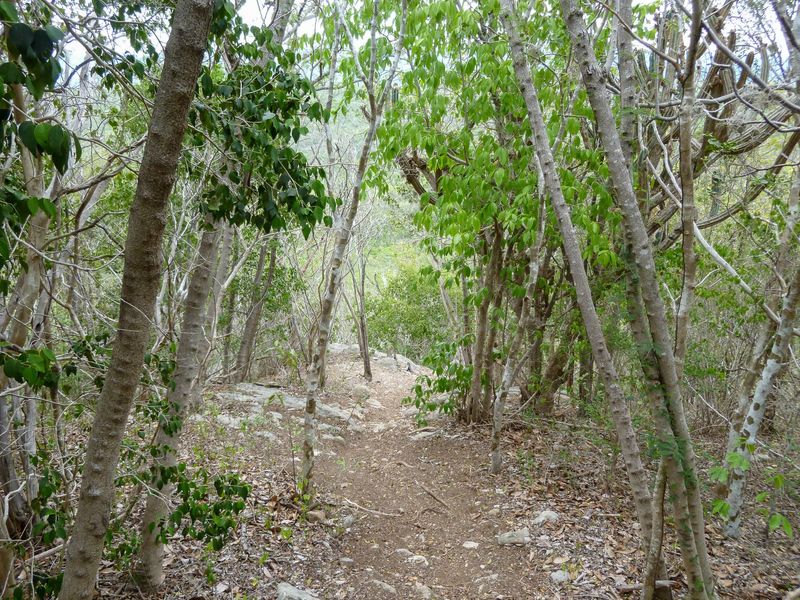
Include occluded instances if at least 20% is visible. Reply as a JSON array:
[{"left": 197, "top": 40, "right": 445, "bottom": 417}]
[{"left": 107, "top": 347, "right": 798, "bottom": 599}]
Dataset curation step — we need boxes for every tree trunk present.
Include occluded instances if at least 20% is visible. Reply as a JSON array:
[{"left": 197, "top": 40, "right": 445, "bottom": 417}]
[
  {"left": 59, "top": 2, "right": 213, "bottom": 597},
  {"left": 301, "top": 1, "right": 406, "bottom": 489},
  {"left": 233, "top": 243, "right": 277, "bottom": 383},
  {"left": 468, "top": 228, "right": 502, "bottom": 422},
  {"left": 558, "top": 1, "right": 715, "bottom": 594},
  {"left": 134, "top": 223, "right": 219, "bottom": 590},
  {"left": 724, "top": 265, "right": 800, "bottom": 538},
  {"left": 499, "top": 0, "right": 655, "bottom": 555}
]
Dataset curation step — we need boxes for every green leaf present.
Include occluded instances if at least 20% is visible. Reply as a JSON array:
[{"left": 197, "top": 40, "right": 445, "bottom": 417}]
[
  {"left": 18, "top": 121, "right": 38, "bottom": 154},
  {"left": 768, "top": 513, "right": 782, "bottom": 532},
  {"left": 26, "top": 196, "right": 39, "bottom": 215},
  {"left": 31, "top": 29, "right": 55, "bottom": 61},
  {"left": 0, "top": 62, "right": 24, "bottom": 84},
  {"left": 7, "top": 23, "right": 33, "bottom": 58},
  {"left": 34, "top": 123, "right": 52, "bottom": 148},
  {"left": 44, "top": 25, "right": 65, "bottom": 43},
  {"left": 0, "top": 1, "right": 19, "bottom": 22}
]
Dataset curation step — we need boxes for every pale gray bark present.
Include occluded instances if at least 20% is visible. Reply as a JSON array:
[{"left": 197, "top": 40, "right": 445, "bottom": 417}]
[
  {"left": 724, "top": 265, "right": 800, "bottom": 538},
  {"left": 233, "top": 243, "right": 277, "bottom": 383},
  {"left": 59, "top": 2, "right": 214, "bottom": 596},
  {"left": 134, "top": 223, "right": 219, "bottom": 590},
  {"left": 499, "top": 0, "right": 654, "bottom": 552},
  {"left": 558, "top": 0, "right": 715, "bottom": 594},
  {"left": 301, "top": 0, "right": 407, "bottom": 489}
]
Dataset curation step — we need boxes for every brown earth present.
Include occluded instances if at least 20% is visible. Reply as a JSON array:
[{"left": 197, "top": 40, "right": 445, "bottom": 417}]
[{"left": 103, "top": 349, "right": 799, "bottom": 599}]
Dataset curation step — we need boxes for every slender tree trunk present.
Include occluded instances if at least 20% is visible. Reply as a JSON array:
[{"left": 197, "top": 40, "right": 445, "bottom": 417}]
[
  {"left": 491, "top": 207, "right": 544, "bottom": 472},
  {"left": 726, "top": 170, "right": 799, "bottom": 460},
  {"left": 674, "top": 59, "right": 698, "bottom": 377},
  {"left": 233, "top": 243, "right": 277, "bottom": 383},
  {"left": 59, "top": 2, "right": 213, "bottom": 597},
  {"left": 193, "top": 223, "right": 234, "bottom": 404},
  {"left": 724, "top": 265, "right": 800, "bottom": 538},
  {"left": 558, "top": 1, "right": 715, "bottom": 594},
  {"left": 468, "top": 229, "right": 502, "bottom": 422},
  {"left": 134, "top": 223, "right": 219, "bottom": 590},
  {"left": 301, "top": 0, "right": 406, "bottom": 489},
  {"left": 499, "top": 0, "right": 654, "bottom": 553}
]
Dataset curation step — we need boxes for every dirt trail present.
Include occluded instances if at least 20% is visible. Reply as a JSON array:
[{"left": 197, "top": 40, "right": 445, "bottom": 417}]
[
  {"left": 311, "top": 356, "right": 548, "bottom": 599},
  {"left": 146, "top": 348, "right": 799, "bottom": 600}
]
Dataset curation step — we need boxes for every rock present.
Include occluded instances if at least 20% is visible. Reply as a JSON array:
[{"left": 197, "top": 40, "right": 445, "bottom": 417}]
[
  {"left": 352, "top": 384, "right": 371, "bottom": 400},
  {"left": 410, "top": 430, "right": 438, "bottom": 441},
  {"left": 408, "top": 554, "right": 429, "bottom": 567},
  {"left": 214, "top": 582, "right": 230, "bottom": 594},
  {"left": 496, "top": 527, "right": 531, "bottom": 545},
  {"left": 462, "top": 541, "right": 479, "bottom": 549},
  {"left": 317, "top": 402, "right": 352, "bottom": 421},
  {"left": 370, "top": 580, "right": 397, "bottom": 595},
  {"left": 394, "top": 548, "right": 413, "bottom": 558},
  {"left": 339, "top": 557, "right": 354, "bottom": 566},
  {"left": 488, "top": 508, "right": 500, "bottom": 517},
  {"left": 306, "top": 510, "right": 326, "bottom": 523},
  {"left": 321, "top": 434, "right": 346, "bottom": 445},
  {"left": 348, "top": 421, "right": 366, "bottom": 433},
  {"left": 276, "top": 583, "right": 319, "bottom": 600},
  {"left": 533, "top": 510, "right": 559, "bottom": 526},
  {"left": 550, "top": 570, "right": 570, "bottom": 584},
  {"left": 256, "top": 431, "right": 277, "bottom": 442},
  {"left": 328, "top": 343, "right": 361, "bottom": 356},
  {"left": 414, "top": 582, "right": 433, "bottom": 599},
  {"left": 341, "top": 514, "right": 356, "bottom": 528}
]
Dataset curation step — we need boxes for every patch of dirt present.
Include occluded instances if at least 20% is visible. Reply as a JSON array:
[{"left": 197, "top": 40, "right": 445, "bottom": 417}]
[{"left": 106, "top": 349, "right": 799, "bottom": 599}]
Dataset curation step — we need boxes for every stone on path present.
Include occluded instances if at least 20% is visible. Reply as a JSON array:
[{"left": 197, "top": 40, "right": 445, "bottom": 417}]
[
  {"left": 533, "top": 509, "right": 559, "bottom": 526},
  {"left": 550, "top": 570, "right": 570, "bottom": 584},
  {"left": 394, "top": 548, "right": 413, "bottom": 557},
  {"left": 496, "top": 527, "right": 531, "bottom": 545},
  {"left": 370, "top": 579, "right": 397, "bottom": 595},
  {"left": 408, "top": 554, "right": 429, "bottom": 567},
  {"left": 409, "top": 430, "right": 438, "bottom": 441},
  {"left": 414, "top": 582, "right": 433, "bottom": 599},
  {"left": 462, "top": 541, "right": 479, "bottom": 549},
  {"left": 306, "top": 510, "right": 326, "bottom": 523},
  {"left": 276, "top": 583, "right": 319, "bottom": 600}
]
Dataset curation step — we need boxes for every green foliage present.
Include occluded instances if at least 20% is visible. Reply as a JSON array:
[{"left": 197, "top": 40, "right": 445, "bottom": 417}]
[
  {"left": 366, "top": 266, "right": 449, "bottom": 361},
  {"left": 0, "top": 185, "right": 56, "bottom": 292},
  {"left": 0, "top": 345, "right": 59, "bottom": 392},
  {"left": 404, "top": 338, "right": 472, "bottom": 421}
]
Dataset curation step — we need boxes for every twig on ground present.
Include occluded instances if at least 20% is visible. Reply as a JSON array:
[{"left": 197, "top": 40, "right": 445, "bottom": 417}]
[{"left": 342, "top": 498, "right": 404, "bottom": 517}]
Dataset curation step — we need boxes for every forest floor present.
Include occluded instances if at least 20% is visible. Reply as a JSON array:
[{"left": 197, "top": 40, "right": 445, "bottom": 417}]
[{"left": 108, "top": 347, "right": 799, "bottom": 599}]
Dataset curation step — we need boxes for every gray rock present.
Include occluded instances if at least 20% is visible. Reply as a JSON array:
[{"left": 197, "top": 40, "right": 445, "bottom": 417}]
[
  {"left": 550, "top": 570, "right": 570, "bottom": 584},
  {"left": 341, "top": 514, "right": 356, "bottom": 528},
  {"left": 410, "top": 430, "right": 438, "bottom": 441},
  {"left": 321, "top": 433, "right": 346, "bottom": 445},
  {"left": 414, "top": 582, "right": 433, "bottom": 599},
  {"left": 370, "top": 580, "right": 397, "bottom": 595},
  {"left": 462, "top": 541, "right": 479, "bottom": 549},
  {"left": 276, "top": 583, "right": 319, "bottom": 600},
  {"left": 533, "top": 510, "right": 559, "bottom": 526},
  {"left": 496, "top": 527, "right": 531, "bottom": 545},
  {"left": 408, "top": 554, "right": 429, "bottom": 567},
  {"left": 394, "top": 548, "right": 413, "bottom": 558},
  {"left": 339, "top": 557, "right": 354, "bottom": 566},
  {"left": 306, "top": 510, "right": 326, "bottom": 523}
]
